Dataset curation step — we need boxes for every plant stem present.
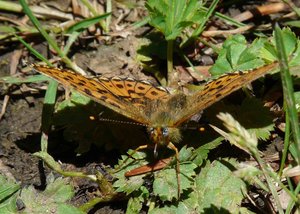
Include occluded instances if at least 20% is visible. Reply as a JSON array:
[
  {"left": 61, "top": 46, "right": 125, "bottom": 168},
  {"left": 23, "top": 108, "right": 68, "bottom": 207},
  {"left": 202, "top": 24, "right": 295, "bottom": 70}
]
[{"left": 167, "top": 39, "right": 174, "bottom": 86}]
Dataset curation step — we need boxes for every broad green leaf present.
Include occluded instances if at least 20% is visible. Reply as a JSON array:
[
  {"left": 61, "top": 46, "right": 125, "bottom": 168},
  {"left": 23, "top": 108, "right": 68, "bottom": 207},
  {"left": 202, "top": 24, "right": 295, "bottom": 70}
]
[
  {"left": 146, "top": 0, "right": 202, "bottom": 40},
  {"left": 113, "top": 151, "right": 148, "bottom": 195},
  {"left": 192, "top": 160, "right": 246, "bottom": 212},
  {"left": 261, "top": 27, "right": 300, "bottom": 67},
  {"left": 113, "top": 147, "right": 198, "bottom": 201},
  {"left": 153, "top": 162, "right": 197, "bottom": 201},
  {"left": 150, "top": 160, "right": 247, "bottom": 213},
  {"left": 272, "top": 27, "right": 297, "bottom": 57},
  {"left": 210, "top": 35, "right": 265, "bottom": 75},
  {"left": 20, "top": 175, "right": 80, "bottom": 214}
]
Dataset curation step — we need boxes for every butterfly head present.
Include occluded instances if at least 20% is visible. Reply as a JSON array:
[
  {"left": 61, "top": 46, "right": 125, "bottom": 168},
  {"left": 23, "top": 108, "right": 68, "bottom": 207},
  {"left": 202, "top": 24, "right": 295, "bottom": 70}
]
[{"left": 147, "top": 126, "right": 181, "bottom": 147}]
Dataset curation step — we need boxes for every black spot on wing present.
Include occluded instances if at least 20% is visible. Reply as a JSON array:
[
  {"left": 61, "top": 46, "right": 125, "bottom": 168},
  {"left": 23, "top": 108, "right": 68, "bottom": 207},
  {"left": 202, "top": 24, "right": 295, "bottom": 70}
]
[{"left": 84, "top": 88, "right": 92, "bottom": 96}]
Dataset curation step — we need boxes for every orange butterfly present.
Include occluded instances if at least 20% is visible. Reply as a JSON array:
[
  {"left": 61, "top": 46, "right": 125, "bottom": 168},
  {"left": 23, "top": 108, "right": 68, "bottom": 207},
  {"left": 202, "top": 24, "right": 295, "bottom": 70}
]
[{"left": 32, "top": 62, "right": 277, "bottom": 198}]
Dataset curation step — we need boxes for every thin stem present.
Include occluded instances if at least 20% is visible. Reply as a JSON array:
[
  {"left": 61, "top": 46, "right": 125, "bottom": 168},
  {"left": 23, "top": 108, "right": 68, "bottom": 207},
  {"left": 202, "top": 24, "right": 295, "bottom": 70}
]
[
  {"left": 279, "top": 101, "right": 290, "bottom": 176},
  {"left": 167, "top": 40, "right": 174, "bottom": 86}
]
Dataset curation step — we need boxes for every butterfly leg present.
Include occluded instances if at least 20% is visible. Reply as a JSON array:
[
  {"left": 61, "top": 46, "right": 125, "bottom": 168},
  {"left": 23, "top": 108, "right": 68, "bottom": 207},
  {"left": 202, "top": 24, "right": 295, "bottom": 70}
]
[{"left": 166, "top": 142, "right": 181, "bottom": 199}]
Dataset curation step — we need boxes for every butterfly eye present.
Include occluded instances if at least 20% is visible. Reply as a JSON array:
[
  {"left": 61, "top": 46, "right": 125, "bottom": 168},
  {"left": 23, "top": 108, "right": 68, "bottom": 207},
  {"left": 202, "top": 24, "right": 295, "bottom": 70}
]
[
  {"left": 148, "top": 127, "right": 154, "bottom": 134},
  {"left": 162, "top": 127, "right": 169, "bottom": 137}
]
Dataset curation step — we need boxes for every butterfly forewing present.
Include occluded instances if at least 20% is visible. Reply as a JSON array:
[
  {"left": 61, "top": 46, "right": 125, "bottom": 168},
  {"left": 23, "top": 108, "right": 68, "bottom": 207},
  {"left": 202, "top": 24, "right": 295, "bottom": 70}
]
[
  {"left": 172, "top": 62, "right": 278, "bottom": 126},
  {"left": 32, "top": 65, "right": 167, "bottom": 124}
]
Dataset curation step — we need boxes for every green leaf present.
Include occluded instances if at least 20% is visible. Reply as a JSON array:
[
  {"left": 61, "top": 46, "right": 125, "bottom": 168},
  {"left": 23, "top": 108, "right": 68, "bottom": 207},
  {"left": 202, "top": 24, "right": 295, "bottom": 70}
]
[
  {"left": 289, "top": 40, "right": 300, "bottom": 67},
  {"left": 153, "top": 162, "right": 197, "bottom": 201},
  {"left": 260, "top": 42, "right": 278, "bottom": 62},
  {"left": 114, "top": 176, "right": 145, "bottom": 195},
  {"left": 261, "top": 27, "right": 300, "bottom": 67},
  {"left": 66, "top": 13, "right": 111, "bottom": 33},
  {"left": 20, "top": 175, "right": 82, "bottom": 214},
  {"left": 272, "top": 27, "right": 297, "bottom": 57},
  {"left": 146, "top": 0, "right": 202, "bottom": 40},
  {"left": 210, "top": 35, "right": 266, "bottom": 75},
  {"left": 192, "top": 160, "right": 246, "bottom": 212},
  {"left": 113, "top": 151, "right": 149, "bottom": 195},
  {"left": 56, "top": 91, "right": 92, "bottom": 110},
  {"left": 284, "top": 20, "right": 300, "bottom": 28},
  {"left": 0, "top": 175, "right": 20, "bottom": 214},
  {"left": 126, "top": 193, "right": 144, "bottom": 214},
  {"left": 113, "top": 147, "right": 198, "bottom": 201},
  {"left": 150, "top": 160, "right": 247, "bottom": 213},
  {"left": 235, "top": 99, "right": 274, "bottom": 140},
  {"left": 0, "top": 74, "right": 51, "bottom": 84},
  {"left": 191, "top": 138, "right": 223, "bottom": 166}
]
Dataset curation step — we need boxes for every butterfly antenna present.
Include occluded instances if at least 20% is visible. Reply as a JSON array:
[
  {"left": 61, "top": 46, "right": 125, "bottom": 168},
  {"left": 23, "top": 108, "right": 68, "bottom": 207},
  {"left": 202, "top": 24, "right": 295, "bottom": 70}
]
[{"left": 91, "top": 114, "right": 148, "bottom": 127}]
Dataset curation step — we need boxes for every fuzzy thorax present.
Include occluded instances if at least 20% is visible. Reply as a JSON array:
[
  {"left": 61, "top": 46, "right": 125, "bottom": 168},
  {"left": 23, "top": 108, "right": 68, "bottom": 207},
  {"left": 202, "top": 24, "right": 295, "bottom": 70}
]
[{"left": 144, "top": 93, "right": 187, "bottom": 147}]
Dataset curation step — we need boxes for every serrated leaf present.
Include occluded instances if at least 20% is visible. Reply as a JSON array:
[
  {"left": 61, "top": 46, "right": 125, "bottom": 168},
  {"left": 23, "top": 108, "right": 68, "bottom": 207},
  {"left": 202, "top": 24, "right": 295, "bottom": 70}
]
[
  {"left": 191, "top": 137, "right": 223, "bottom": 166},
  {"left": 183, "top": 160, "right": 246, "bottom": 212},
  {"left": 113, "top": 151, "right": 149, "bottom": 195},
  {"left": 178, "top": 145, "right": 194, "bottom": 161},
  {"left": 43, "top": 177, "right": 74, "bottom": 202},
  {"left": 153, "top": 162, "right": 197, "bottom": 201},
  {"left": 146, "top": 0, "right": 202, "bottom": 40},
  {"left": 210, "top": 35, "right": 266, "bottom": 75},
  {"left": 272, "top": 27, "right": 297, "bottom": 57},
  {"left": 236, "top": 99, "right": 274, "bottom": 140},
  {"left": 20, "top": 176, "right": 80, "bottom": 214},
  {"left": 150, "top": 160, "right": 247, "bottom": 213},
  {"left": 260, "top": 42, "right": 278, "bottom": 62},
  {"left": 114, "top": 176, "right": 145, "bottom": 195},
  {"left": 262, "top": 27, "right": 300, "bottom": 67},
  {"left": 114, "top": 148, "right": 197, "bottom": 201},
  {"left": 126, "top": 194, "right": 144, "bottom": 214}
]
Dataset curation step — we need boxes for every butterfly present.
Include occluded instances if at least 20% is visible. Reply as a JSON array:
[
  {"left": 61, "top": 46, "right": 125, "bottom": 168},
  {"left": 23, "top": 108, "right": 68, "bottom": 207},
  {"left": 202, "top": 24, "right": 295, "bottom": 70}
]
[{"left": 32, "top": 62, "right": 277, "bottom": 198}]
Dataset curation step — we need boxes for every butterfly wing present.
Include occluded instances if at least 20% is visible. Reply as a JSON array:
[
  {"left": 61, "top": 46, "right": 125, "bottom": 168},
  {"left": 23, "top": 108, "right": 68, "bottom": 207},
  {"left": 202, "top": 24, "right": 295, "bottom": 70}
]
[
  {"left": 32, "top": 65, "right": 170, "bottom": 124},
  {"left": 171, "top": 62, "right": 278, "bottom": 127}
]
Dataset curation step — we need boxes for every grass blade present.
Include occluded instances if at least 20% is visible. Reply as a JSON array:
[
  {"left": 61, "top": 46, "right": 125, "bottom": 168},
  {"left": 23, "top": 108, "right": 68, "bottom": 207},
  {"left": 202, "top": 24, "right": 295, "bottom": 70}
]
[{"left": 274, "top": 24, "right": 300, "bottom": 163}]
